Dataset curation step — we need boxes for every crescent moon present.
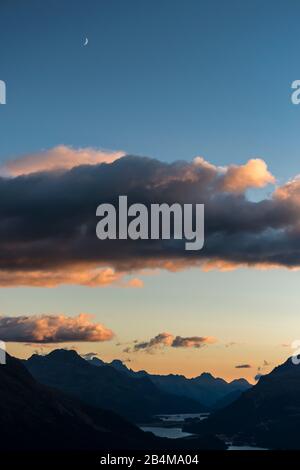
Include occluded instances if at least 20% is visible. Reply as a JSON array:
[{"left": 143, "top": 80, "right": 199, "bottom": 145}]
[{"left": 84, "top": 37, "right": 89, "bottom": 46}]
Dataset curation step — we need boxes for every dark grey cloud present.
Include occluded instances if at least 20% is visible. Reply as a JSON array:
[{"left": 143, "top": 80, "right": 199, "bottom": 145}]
[
  {"left": 0, "top": 152, "right": 299, "bottom": 286},
  {"left": 172, "top": 335, "right": 216, "bottom": 348},
  {"left": 128, "top": 332, "right": 216, "bottom": 353},
  {"left": 235, "top": 364, "right": 252, "bottom": 369}
]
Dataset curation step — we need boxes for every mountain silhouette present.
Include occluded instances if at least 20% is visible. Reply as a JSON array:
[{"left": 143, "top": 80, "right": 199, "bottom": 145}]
[
  {"left": 149, "top": 373, "right": 251, "bottom": 408},
  {"left": 0, "top": 353, "right": 151, "bottom": 451},
  {"left": 184, "top": 357, "right": 300, "bottom": 449},
  {"left": 0, "top": 352, "right": 225, "bottom": 452},
  {"left": 25, "top": 349, "right": 206, "bottom": 421},
  {"left": 86, "top": 355, "right": 251, "bottom": 409}
]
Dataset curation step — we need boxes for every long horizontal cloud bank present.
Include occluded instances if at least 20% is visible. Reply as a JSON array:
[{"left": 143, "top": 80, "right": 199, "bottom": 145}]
[
  {"left": 0, "top": 314, "right": 114, "bottom": 343},
  {"left": 0, "top": 146, "right": 299, "bottom": 286},
  {"left": 0, "top": 145, "right": 124, "bottom": 176}
]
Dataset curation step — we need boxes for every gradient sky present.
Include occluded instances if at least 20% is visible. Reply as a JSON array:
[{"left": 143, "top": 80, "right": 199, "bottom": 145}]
[{"left": 1, "top": 0, "right": 300, "bottom": 382}]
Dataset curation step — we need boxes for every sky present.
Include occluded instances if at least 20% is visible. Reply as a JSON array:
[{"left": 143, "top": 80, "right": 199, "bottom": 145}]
[{"left": 1, "top": 0, "right": 300, "bottom": 382}]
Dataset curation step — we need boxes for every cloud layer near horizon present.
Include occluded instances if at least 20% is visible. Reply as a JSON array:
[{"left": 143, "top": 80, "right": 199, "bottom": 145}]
[
  {"left": 0, "top": 146, "right": 300, "bottom": 286},
  {"left": 0, "top": 314, "right": 114, "bottom": 343},
  {"left": 125, "top": 332, "right": 216, "bottom": 353}
]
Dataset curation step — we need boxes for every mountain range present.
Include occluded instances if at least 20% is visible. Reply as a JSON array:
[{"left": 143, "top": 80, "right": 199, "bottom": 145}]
[
  {"left": 3, "top": 348, "right": 300, "bottom": 451},
  {"left": 184, "top": 357, "right": 300, "bottom": 449},
  {"left": 85, "top": 354, "right": 251, "bottom": 409},
  {"left": 24, "top": 349, "right": 206, "bottom": 422},
  {"left": 0, "top": 352, "right": 225, "bottom": 452}
]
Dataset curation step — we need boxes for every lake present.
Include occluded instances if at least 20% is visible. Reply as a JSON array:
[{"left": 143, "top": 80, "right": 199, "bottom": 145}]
[
  {"left": 140, "top": 413, "right": 208, "bottom": 439},
  {"left": 141, "top": 426, "right": 194, "bottom": 439},
  {"left": 140, "top": 413, "right": 268, "bottom": 449},
  {"left": 156, "top": 413, "right": 210, "bottom": 422}
]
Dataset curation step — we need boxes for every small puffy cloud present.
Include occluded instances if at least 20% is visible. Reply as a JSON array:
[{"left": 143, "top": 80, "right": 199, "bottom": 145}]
[
  {"left": 172, "top": 335, "right": 216, "bottom": 348},
  {"left": 193, "top": 156, "right": 275, "bottom": 192},
  {"left": 235, "top": 364, "right": 252, "bottom": 369},
  {"left": 133, "top": 332, "right": 174, "bottom": 352},
  {"left": 221, "top": 159, "right": 275, "bottom": 193},
  {"left": 81, "top": 352, "right": 99, "bottom": 360},
  {"left": 254, "top": 360, "right": 271, "bottom": 381},
  {"left": 1, "top": 145, "right": 124, "bottom": 176},
  {"left": 257, "top": 359, "right": 271, "bottom": 373},
  {"left": 128, "top": 332, "right": 216, "bottom": 353},
  {"left": 0, "top": 314, "right": 114, "bottom": 343}
]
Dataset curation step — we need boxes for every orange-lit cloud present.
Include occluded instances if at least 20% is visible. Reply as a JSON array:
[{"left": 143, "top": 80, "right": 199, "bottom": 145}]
[
  {"left": 127, "top": 332, "right": 217, "bottom": 353},
  {"left": 0, "top": 267, "right": 143, "bottom": 288},
  {"left": 1, "top": 145, "right": 124, "bottom": 176},
  {"left": 0, "top": 313, "right": 114, "bottom": 343},
  {"left": 221, "top": 158, "right": 275, "bottom": 193}
]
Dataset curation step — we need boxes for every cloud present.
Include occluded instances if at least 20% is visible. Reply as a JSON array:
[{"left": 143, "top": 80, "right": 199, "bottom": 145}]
[
  {"left": 0, "top": 314, "right": 114, "bottom": 343},
  {"left": 225, "top": 341, "right": 238, "bottom": 348},
  {"left": 235, "top": 364, "right": 252, "bottom": 369},
  {"left": 128, "top": 332, "right": 216, "bottom": 353},
  {"left": 172, "top": 335, "right": 216, "bottom": 348},
  {"left": 0, "top": 149, "right": 300, "bottom": 287},
  {"left": 1, "top": 146, "right": 124, "bottom": 176},
  {"left": 0, "top": 267, "right": 143, "bottom": 288},
  {"left": 256, "top": 359, "right": 271, "bottom": 377},
  {"left": 221, "top": 159, "right": 275, "bottom": 193},
  {"left": 132, "top": 332, "right": 174, "bottom": 352},
  {"left": 81, "top": 352, "right": 99, "bottom": 360}
]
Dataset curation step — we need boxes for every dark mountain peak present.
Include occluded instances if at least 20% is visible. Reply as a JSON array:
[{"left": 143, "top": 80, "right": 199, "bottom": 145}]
[
  {"left": 25, "top": 350, "right": 204, "bottom": 421},
  {"left": 44, "top": 349, "right": 87, "bottom": 365},
  {"left": 0, "top": 352, "right": 155, "bottom": 451},
  {"left": 229, "top": 378, "right": 251, "bottom": 388},
  {"left": 0, "top": 352, "right": 35, "bottom": 385},
  {"left": 111, "top": 359, "right": 126, "bottom": 367},
  {"left": 195, "top": 372, "right": 226, "bottom": 384},
  {"left": 0, "top": 353, "right": 225, "bottom": 452},
  {"left": 199, "top": 372, "right": 214, "bottom": 379},
  {"left": 88, "top": 356, "right": 105, "bottom": 367},
  {"left": 27, "top": 349, "right": 89, "bottom": 371},
  {"left": 269, "top": 356, "right": 297, "bottom": 375},
  {"left": 185, "top": 355, "right": 300, "bottom": 449},
  {"left": 153, "top": 373, "right": 186, "bottom": 379},
  {"left": 109, "top": 359, "right": 130, "bottom": 373}
]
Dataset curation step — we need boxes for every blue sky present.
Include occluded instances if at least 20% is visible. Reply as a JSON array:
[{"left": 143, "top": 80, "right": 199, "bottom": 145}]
[
  {"left": 1, "top": 0, "right": 300, "bottom": 380},
  {"left": 1, "top": 0, "right": 300, "bottom": 179}
]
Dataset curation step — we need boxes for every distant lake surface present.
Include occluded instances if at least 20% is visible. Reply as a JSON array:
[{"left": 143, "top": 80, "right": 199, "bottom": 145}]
[
  {"left": 140, "top": 413, "right": 209, "bottom": 439},
  {"left": 140, "top": 414, "right": 268, "bottom": 449},
  {"left": 156, "top": 413, "right": 210, "bottom": 422},
  {"left": 227, "top": 445, "right": 268, "bottom": 451},
  {"left": 140, "top": 426, "right": 193, "bottom": 439}
]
